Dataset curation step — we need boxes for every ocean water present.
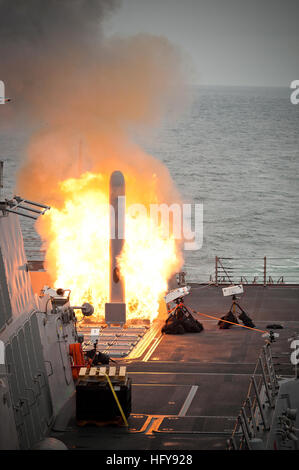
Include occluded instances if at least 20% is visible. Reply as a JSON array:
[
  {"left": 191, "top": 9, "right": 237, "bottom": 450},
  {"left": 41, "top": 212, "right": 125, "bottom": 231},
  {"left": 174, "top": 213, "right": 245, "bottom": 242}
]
[{"left": 1, "top": 86, "right": 299, "bottom": 283}]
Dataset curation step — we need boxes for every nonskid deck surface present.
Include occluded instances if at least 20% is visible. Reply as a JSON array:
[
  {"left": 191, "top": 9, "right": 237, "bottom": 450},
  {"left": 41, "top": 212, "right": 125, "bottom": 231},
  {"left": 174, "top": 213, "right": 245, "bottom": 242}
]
[{"left": 51, "top": 285, "right": 299, "bottom": 450}]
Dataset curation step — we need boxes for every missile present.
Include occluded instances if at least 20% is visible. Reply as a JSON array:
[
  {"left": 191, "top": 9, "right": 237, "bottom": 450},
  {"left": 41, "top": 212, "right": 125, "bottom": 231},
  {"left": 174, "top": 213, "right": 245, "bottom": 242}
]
[
  {"left": 105, "top": 171, "right": 126, "bottom": 325},
  {"left": 109, "top": 170, "right": 125, "bottom": 303}
]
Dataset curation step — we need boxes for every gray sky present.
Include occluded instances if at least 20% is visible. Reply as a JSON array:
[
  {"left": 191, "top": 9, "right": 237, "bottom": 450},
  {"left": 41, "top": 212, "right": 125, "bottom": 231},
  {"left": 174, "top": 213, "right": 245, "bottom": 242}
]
[{"left": 103, "top": 0, "right": 299, "bottom": 87}]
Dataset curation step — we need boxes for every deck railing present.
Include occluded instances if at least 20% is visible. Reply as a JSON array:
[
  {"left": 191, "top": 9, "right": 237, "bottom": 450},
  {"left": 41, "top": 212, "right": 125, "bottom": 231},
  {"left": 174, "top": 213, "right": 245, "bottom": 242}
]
[
  {"left": 214, "top": 256, "right": 299, "bottom": 286},
  {"left": 227, "top": 342, "right": 280, "bottom": 450}
]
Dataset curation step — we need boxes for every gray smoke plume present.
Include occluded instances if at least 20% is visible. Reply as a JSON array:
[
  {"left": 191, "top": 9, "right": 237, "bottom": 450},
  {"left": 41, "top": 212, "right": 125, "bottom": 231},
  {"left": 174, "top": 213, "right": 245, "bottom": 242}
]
[
  {"left": 0, "top": 1, "right": 186, "bottom": 205},
  {"left": 0, "top": 0, "right": 119, "bottom": 40},
  {"left": 0, "top": 0, "right": 119, "bottom": 113},
  {"left": 0, "top": 0, "right": 118, "bottom": 42}
]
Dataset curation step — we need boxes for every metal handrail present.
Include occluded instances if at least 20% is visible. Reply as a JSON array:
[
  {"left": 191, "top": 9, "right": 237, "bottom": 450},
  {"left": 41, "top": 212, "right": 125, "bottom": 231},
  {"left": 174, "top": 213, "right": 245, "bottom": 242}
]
[
  {"left": 215, "top": 256, "right": 299, "bottom": 286},
  {"left": 227, "top": 342, "right": 279, "bottom": 450}
]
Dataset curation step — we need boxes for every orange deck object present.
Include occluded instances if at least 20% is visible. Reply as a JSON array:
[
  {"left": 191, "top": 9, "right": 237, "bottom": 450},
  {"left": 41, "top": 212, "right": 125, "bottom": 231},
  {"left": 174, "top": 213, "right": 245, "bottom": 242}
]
[{"left": 69, "top": 343, "right": 85, "bottom": 380}]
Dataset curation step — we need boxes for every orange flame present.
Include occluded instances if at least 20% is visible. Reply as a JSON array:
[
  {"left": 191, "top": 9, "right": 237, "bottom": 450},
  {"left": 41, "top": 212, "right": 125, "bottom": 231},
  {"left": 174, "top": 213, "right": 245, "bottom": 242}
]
[{"left": 37, "top": 170, "right": 183, "bottom": 322}]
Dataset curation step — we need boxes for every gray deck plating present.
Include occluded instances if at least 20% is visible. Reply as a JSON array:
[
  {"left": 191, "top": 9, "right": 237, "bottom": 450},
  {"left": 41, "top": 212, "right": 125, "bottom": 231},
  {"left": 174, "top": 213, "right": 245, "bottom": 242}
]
[{"left": 51, "top": 285, "right": 299, "bottom": 450}]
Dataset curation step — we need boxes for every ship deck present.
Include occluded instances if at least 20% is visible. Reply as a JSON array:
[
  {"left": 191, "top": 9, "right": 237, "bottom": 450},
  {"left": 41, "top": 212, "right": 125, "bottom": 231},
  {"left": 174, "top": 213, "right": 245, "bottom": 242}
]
[{"left": 51, "top": 285, "right": 299, "bottom": 450}]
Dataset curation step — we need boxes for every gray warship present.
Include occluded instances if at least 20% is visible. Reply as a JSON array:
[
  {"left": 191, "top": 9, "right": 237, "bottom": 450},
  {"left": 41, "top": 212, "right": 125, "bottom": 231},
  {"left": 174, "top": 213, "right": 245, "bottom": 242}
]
[{"left": 1, "top": 163, "right": 299, "bottom": 451}]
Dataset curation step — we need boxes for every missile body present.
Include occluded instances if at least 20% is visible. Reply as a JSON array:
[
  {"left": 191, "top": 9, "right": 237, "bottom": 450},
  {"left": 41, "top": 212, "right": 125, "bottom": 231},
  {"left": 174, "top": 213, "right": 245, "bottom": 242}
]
[
  {"left": 109, "top": 170, "right": 125, "bottom": 302},
  {"left": 105, "top": 171, "right": 126, "bottom": 325}
]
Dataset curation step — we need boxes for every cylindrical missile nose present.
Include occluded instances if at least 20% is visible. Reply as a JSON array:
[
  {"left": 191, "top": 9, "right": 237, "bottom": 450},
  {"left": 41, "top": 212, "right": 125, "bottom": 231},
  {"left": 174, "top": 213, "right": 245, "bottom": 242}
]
[{"left": 110, "top": 171, "right": 125, "bottom": 188}]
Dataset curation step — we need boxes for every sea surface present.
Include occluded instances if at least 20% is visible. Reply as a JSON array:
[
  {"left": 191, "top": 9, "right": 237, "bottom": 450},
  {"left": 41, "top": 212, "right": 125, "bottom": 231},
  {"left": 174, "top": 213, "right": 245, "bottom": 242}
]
[{"left": 1, "top": 86, "right": 299, "bottom": 283}]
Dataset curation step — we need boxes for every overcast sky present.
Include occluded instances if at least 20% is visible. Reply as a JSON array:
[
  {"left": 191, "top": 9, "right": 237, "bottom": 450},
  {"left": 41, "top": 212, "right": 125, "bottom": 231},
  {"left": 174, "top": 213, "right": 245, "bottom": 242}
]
[{"left": 103, "top": 0, "right": 299, "bottom": 87}]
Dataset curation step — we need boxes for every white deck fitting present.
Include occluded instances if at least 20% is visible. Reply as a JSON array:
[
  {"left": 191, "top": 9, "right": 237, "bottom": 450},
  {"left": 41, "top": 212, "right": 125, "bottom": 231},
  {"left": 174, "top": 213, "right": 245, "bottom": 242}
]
[
  {"left": 77, "top": 365, "right": 128, "bottom": 379},
  {"left": 108, "top": 366, "right": 116, "bottom": 376}
]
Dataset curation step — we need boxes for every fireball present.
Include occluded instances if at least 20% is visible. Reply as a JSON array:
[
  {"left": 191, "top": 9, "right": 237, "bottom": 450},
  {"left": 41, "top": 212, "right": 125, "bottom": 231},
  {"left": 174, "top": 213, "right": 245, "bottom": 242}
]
[{"left": 38, "top": 170, "right": 182, "bottom": 322}]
